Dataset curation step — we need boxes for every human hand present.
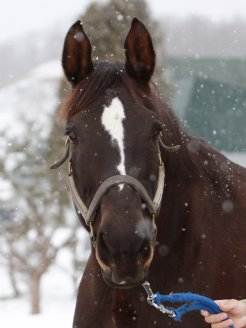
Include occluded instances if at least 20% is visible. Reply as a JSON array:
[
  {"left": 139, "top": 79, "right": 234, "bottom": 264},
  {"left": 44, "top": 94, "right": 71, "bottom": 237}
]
[{"left": 201, "top": 299, "right": 246, "bottom": 328}]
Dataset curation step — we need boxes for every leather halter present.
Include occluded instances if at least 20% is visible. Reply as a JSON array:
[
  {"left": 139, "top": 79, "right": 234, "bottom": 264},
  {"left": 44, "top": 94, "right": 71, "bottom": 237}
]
[{"left": 51, "top": 137, "right": 166, "bottom": 241}]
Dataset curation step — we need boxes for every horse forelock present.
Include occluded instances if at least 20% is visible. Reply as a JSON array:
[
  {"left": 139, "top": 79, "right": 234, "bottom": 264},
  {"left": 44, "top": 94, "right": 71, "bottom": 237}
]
[
  {"left": 58, "top": 61, "right": 171, "bottom": 122},
  {"left": 58, "top": 60, "right": 192, "bottom": 175},
  {"left": 59, "top": 62, "right": 121, "bottom": 122}
]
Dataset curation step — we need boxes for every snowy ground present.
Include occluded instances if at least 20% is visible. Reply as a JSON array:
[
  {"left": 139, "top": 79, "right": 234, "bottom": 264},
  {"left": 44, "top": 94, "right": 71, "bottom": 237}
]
[
  {"left": 1, "top": 302, "right": 74, "bottom": 327},
  {"left": 1, "top": 314, "right": 73, "bottom": 328},
  {"left": 0, "top": 250, "right": 79, "bottom": 327},
  {"left": 0, "top": 230, "right": 90, "bottom": 327},
  {"left": 0, "top": 60, "right": 62, "bottom": 138},
  {"left": 1, "top": 280, "right": 74, "bottom": 326}
]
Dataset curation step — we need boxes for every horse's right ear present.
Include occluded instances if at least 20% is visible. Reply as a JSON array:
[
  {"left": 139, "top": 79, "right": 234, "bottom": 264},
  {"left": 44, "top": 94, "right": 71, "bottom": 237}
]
[{"left": 62, "top": 21, "right": 93, "bottom": 85}]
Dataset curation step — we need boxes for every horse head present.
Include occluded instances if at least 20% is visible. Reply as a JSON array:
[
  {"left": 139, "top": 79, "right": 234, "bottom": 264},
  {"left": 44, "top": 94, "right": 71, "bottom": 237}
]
[{"left": 57, "top": 18, "right": 170, "bottom": 288}]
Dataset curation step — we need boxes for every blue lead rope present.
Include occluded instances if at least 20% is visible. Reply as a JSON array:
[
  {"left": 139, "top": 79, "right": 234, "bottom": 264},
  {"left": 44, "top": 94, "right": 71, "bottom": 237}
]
[{"left": 142, "top": 281, "right": 234, "bottom": 328}]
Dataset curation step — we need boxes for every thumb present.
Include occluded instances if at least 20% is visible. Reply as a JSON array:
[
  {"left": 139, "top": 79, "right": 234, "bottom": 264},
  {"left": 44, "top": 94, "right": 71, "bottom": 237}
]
[{"left": 216, "top": 299, "right": 238, "bottom": 312}]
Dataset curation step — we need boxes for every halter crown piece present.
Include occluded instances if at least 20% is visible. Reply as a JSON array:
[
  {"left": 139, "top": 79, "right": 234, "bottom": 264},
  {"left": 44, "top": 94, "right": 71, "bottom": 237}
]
[{"left": 50, "top": 134, "right": 174, "bottom": 243}]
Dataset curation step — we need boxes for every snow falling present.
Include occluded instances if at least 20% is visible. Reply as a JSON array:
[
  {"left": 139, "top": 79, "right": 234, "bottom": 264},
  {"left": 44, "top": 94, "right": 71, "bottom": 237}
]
[{"left": 1, "top": 2, "right": 246, "bottom": 327}]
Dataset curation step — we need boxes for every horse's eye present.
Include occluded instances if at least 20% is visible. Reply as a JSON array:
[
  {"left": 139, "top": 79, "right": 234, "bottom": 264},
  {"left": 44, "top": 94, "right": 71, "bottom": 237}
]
[{"left": 67, "top": 131, "right": 78, "bottom": 144}]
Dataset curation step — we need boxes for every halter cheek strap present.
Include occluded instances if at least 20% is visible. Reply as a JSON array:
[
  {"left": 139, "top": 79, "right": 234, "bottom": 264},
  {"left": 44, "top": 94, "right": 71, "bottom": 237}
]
[{"left": 50, "top": 138, "right": 70, "bottom": 170}]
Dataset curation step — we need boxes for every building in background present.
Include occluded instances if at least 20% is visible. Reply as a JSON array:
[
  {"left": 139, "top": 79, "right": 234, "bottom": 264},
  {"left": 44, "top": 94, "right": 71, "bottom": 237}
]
[{"left": 167, "top": 57, "right": 246, "bottom": 152}]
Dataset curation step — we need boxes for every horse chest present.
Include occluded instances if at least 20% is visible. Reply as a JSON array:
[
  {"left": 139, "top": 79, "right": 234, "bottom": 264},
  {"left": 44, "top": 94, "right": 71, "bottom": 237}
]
[{"left": 111, "top": 290, "right": 139, "bottom": 327}]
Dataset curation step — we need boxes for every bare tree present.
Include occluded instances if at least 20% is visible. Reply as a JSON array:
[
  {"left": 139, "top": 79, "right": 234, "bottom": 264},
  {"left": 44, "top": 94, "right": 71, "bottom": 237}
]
[{"left": 0, "top": 122, "right": 77, "bottom": 314}]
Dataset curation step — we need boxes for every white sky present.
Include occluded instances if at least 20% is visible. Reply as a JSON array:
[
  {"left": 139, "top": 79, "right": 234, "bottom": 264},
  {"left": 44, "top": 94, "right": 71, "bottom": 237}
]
[{"left": 0, "top": 0, "right": 246, "bottom": 42}]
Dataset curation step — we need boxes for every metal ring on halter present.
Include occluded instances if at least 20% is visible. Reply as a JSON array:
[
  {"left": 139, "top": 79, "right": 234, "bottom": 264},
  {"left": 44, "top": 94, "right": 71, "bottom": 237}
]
[{"left": 159, "top": 134, "right": 181, "bottom": 153}]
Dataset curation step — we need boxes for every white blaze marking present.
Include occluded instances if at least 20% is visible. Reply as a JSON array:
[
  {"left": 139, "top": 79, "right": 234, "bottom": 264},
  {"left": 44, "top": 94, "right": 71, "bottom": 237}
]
[{"left": 101, "top": 97, "right": 126, "bottom": 184}]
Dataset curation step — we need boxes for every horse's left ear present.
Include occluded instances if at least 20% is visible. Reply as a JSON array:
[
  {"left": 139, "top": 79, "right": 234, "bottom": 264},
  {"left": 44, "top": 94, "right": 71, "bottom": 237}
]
[
  {"left": 62, "top": 21, "right": 93, "bottom": 85},
  {"left": 124, "top": 18, "right": 155, "bottom": 84}
]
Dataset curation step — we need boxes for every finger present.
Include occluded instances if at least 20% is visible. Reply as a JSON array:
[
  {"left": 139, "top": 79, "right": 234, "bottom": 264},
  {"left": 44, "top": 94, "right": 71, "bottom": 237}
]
[
  {"left": 204, "top": 312, "right": 228, "bottom": 324},
  {"left": 211, "top": 319, "right": 234, "bottom": 328},
  {"left": 201, "top": 310, "right": 209, "bottom": 317}
]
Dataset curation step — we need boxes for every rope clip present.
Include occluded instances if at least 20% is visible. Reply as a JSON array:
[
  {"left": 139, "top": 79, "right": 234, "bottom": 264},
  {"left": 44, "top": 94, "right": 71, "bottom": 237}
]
[{"left": 142, "top": 281, "right": 175, "bottom": 317}]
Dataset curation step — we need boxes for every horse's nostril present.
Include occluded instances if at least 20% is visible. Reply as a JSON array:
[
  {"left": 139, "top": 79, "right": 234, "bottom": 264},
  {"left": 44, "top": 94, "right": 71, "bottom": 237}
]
[
  {"left": 138, "top": 240, "right": 151, "bottom": 260},
  {"left": 98, "top": 231, "right": 113, "bottom": 265}
]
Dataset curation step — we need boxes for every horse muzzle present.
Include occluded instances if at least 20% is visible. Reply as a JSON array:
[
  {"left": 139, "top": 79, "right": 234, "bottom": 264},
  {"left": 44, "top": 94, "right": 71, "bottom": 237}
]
[
  {"left": 95, "top": 238, "right": 155, "bottom": 289},
  {"left": 102, "top": 269, "right": 147, "bottom": 289}
]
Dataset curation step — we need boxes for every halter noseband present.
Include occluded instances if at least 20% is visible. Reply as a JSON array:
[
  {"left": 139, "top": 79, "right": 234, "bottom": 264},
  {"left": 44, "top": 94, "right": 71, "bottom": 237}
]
[{"left": 51, "top": 136, "right": 175, "bottom": 243}]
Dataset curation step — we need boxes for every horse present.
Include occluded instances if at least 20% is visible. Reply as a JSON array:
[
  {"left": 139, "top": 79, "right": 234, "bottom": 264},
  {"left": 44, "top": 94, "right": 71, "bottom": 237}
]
[{"left": 52, "top": 18, "right": 246, "bottom": 327}]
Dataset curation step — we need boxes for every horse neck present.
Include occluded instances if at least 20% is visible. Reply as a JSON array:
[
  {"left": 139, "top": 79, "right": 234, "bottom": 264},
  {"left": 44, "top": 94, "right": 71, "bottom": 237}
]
[{"left": 156, "top": 137, "right": 235, "bottom": 250}]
